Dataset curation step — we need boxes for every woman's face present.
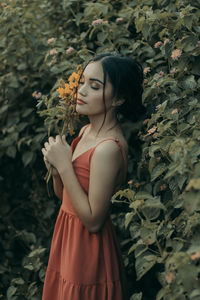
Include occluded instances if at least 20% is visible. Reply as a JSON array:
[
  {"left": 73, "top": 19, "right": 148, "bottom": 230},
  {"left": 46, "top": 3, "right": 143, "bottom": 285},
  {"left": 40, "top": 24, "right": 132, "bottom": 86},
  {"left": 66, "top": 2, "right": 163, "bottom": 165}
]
[{"left": 76, "top": 61, "right": 114, "bottom": 116}]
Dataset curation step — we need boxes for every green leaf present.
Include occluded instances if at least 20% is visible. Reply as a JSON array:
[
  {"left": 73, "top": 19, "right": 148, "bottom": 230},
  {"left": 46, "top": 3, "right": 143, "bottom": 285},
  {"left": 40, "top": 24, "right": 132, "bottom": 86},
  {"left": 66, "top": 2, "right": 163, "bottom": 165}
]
[
  {"left": 6, "top": 146, "right": 16, "bottom": 158},
  {"left": 187, "top": 241, "right": 200, "bottom": 254},
  {"left": 97, "top": 32, "right": 107, "bottom": 43},
  {"left": 28, "top": 247, "right": 46, "bottom": 258},
  {"left": 130, "top": 199, "right": 144, "bottom": 210},
  {"left": 135, "top": 16, "right": 145, "bottom": 33},
  {"left": 22, "top": 151, "right": 34, "bottom": 166},
  {"left": 142, "top": 22, "right": 151, "bottom": 40},
  {"left": 135, "top": 244, "right": 148, "bottom": 258},
  {"left": 11, "top": 278, "right": 25, "bottom": 285},
  {"left": 177, "top": 264, "right": 198, "bottom": 292},
  {"left": 166, "top": 239, "right": 183, "bottom": 252},
  {"left": 142, "top": 45, "right": 155, "bottom": 58},
  {"left": 164, "top": 41, "right": 173, "bottom": 58},
  {"left": 18, "top": 230, "right": 36, "bottom": 245},
  {"left": 128, "top": 239, "right": 143, "bottom": 255},
  {"left": 129, "top": 223, "right": 141, "bottom": 239},
  {"left": 149, "top": 144, "right": 160, "bottom": 157},
  {"left": 183, "top": 15, "right": 193, "bottom": 30},
  {"left": 144, "top": 197, "right": 165, "bottom": 210},
  {"left": 8, "top": 78, "right": 19, "bottom": 88},
  {"left": 22, "top": 108, "right": 34, "bottom": 118},
  {"left": 130, "top": 292, "right": 143, "bottom": 300},
  {"left": 140, "top": 226, "right": 156, "bottom": 245},
  {"left": 24, "top": 263, "right": 34, "bottom": 271},
  {"left": 50, "top": 63, "right": 70, "bottom": 74},
  {"left": 142, "top": 207, "right": 161, "bottom": 220},
  {"left": 7, "top": 286, "right": 17, "bottom": 300},
  {"left": 125, "top": 212, "right": 136, "bottom": 229},
  {"left": 182, "top": 75, "right": 197, "bottom": 90},
  {"left": 190, "top": 289, "right": 200, "bottom": 300},
  {"left": 17, "top": 122, "right": 28, "bottom": 132},
  {"left": 0, "top": 103, "right": 8, "bottom": 114},
  {"left": 192, "top": 56, "right": 200, "bottom": 76},
  {"left": 156, "top": 287, "right": 170, "bottom": 300},
  {"left": 186, "top": 178, "right": 200, "bottom": 191},
  {"left": 181, "top": 35, "right": 198, "bottom": 52},
  {"left": 135, "top": 191, "right": 152, "bottom": 200},
  {"left": 2, "top": 137, "right": 14, "bottom": 148},
  {"left": 75, "top": 12, "right": 83, "bottom": 26},
  {"left": 135, "top": 253, "right": 157, "bottom": 280},
  {"left": 33, "top": 133, "right": 46, "bottom": 143},
  {"left": 27, "top": 282, "right": 38, "bottom": 297},
  {"left": 184, "top": 191, "right": 200, "bottom": 214},
  {"left": 114, "top": 189, "right": 135, "bottom": 201},
  {"left": 151, "top": 163, "right": 167, "bottom": 181},
  {"left": 177, "top": 175, "right": 187, "bottom": 190},
  {"left": 17, "top": 62, "right": 27, "bottom": 70},
  {"left": 149, "top": 157, "right": 157, "bottom": 173}
]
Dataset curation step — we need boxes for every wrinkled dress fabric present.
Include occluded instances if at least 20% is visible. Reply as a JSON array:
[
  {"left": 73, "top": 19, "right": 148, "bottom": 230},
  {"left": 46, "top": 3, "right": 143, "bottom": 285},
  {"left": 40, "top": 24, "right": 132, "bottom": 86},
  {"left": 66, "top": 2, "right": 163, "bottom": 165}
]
[{"left": 42, "top": 127, "right": 129, "bottom": 300}]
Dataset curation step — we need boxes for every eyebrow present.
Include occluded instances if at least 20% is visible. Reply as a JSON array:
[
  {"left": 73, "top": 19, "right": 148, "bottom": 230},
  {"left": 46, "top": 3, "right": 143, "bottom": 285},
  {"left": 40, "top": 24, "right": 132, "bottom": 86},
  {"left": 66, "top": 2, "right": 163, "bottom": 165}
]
[
  {"left": 81, "top": 75, "right": 104, "bottom": 85},
  {"left": 90, "top": 78, "right": 104, "bottom": 85}
]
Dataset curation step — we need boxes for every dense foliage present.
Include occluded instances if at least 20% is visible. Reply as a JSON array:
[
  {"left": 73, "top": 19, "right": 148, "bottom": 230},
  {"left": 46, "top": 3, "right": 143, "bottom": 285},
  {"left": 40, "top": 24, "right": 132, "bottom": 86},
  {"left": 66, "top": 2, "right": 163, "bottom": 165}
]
[{"left": 0, "top": 0, "right": 200, "bottom": 299}]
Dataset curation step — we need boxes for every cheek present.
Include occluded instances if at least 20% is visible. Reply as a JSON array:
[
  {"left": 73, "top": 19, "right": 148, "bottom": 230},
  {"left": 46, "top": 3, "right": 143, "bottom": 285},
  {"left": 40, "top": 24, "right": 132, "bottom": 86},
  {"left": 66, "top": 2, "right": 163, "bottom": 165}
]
[
  {"left": 88, "top": 90, "right": 103, "bottom": 105},
  {"left": 93, "top": 90, "right": 113, "bottom": 111},
  {"left": 93, "top": 93, "right": 103, "bottom": 103}
]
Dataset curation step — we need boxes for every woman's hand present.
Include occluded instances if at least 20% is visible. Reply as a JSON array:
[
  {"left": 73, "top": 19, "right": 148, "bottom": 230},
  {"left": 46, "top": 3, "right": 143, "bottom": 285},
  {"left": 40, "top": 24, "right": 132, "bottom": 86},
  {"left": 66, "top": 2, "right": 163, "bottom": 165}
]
[
  {"left": 42, "top": 135, "right": 72, "bottom": 174},
  {"left": 43, "top": 157, "right": 59, "bottom": 176}
]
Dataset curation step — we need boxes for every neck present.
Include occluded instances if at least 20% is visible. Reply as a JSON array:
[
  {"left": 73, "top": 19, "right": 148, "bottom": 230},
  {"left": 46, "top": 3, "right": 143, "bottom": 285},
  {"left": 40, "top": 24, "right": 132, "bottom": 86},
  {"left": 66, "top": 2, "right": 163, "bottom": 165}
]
[{"left": 87, "top": 111, "right": 118, "bottom": 137}]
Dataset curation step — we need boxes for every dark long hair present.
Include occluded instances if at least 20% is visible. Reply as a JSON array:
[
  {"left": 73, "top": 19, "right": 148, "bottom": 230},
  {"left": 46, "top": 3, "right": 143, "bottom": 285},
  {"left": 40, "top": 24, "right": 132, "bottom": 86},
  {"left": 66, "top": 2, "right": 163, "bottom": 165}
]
[{"left": 77, "top": 52, "right": 146, "bottom": 134}]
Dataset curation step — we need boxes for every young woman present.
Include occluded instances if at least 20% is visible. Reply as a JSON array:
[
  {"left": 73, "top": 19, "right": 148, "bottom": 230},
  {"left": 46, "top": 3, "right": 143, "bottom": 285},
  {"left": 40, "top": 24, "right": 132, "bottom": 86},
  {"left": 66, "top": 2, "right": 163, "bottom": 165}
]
[{"left": 41, "top": 53, "right": 145, "bottom": 300}]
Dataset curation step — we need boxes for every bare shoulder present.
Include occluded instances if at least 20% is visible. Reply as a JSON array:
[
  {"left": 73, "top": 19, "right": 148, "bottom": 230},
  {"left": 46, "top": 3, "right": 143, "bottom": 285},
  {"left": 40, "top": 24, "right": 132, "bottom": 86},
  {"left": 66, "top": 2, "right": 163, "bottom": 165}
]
[
  {"left": 78, "top": 124, "right": 90, "bottom": 136},
  {"left": 92, "top": 135, "right": 128, "bottom": 167},
  {"left": 93, "top": 139, "right": 123, "bottom": 159}
]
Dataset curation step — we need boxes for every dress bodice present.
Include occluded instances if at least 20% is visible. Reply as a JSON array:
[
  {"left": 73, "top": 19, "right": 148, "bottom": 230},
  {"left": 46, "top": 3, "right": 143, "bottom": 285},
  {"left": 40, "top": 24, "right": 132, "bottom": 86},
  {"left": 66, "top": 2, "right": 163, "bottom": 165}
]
[{"left": 61, "top": 125, "right": 127, "bottom": 215}]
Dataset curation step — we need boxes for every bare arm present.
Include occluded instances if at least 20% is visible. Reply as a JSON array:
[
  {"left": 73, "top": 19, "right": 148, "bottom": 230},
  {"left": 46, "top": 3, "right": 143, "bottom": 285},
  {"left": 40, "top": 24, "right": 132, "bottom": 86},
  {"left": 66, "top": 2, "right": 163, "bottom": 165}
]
[
  {"left": 52, "top": 174, "right": 63, "bottom": 201},
  {"left": 58, "top": 141, "right": 121, "bottom": 233}
]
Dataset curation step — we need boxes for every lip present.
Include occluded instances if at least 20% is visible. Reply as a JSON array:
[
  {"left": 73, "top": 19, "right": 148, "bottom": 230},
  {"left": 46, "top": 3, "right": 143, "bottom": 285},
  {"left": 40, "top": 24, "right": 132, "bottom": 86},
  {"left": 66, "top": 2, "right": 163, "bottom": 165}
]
[{"left": 77, "top": 98, "right": 86, "bottom": 105}]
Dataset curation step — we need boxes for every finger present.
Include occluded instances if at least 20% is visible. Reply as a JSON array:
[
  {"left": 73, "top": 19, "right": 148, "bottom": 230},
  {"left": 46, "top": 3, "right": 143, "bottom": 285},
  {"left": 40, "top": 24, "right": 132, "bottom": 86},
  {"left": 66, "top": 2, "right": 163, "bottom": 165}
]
[
  {"left": 43, "top": 157, "right": 49, "bottom": 164},
  {"left": 62, "top": 135, "right": 66, "bottom": 144},
  {"left": 41, "top": 148, "right": 47, "bottom": 156},
  {"left": 48, "top": 136, "right": 55, "bottom": 144},
  {"left": 44, "top": 142, "right": 49, "bottom": 149},
  {"left": 44, "top": 159, "right": 49, "bottom": 168},
  {"left": 56, "top": 135, "right": 61, "bottom": 143}
]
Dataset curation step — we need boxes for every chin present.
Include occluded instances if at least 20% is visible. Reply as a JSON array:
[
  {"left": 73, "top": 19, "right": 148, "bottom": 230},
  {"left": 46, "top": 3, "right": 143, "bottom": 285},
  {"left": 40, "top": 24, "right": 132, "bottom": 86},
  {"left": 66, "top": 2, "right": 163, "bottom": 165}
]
[{"left": 76, "top": 105, "right": 87, "bottom": 115}]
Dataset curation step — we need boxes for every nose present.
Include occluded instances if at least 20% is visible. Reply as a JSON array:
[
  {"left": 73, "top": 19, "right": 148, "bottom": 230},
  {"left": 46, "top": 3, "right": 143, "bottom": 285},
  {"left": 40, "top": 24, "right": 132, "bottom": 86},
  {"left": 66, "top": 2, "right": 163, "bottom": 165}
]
[{"left": 78, "top": 84, "right": 87, "bottom": 96}]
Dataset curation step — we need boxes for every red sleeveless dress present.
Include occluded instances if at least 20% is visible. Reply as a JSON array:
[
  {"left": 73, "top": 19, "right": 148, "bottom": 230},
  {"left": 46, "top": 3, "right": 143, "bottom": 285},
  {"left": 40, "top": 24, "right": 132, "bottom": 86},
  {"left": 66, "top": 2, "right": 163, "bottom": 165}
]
[{"left": 42, "top": 125, "right": 129, "bottom": 300}]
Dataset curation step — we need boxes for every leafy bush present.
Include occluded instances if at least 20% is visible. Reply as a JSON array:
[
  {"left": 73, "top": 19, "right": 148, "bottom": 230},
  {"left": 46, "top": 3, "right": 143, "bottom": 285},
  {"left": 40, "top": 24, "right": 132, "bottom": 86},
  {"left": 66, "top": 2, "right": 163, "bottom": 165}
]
[
  {"left": 0, "top": 0, "right": 200, "bottom": 299},
  {"left": 112, "top": 1, "right": 200, "bottom": 299}
]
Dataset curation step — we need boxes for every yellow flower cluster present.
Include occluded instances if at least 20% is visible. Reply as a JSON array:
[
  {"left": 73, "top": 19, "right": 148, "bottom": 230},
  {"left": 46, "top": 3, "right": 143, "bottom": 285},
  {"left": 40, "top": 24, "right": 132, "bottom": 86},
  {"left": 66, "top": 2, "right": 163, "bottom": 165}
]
[
  {"left": 40, "top": 65, "right": 83, "bottom": 190},
  {"left": 56, "top": 65, "right": 82, "bottom": 102}
]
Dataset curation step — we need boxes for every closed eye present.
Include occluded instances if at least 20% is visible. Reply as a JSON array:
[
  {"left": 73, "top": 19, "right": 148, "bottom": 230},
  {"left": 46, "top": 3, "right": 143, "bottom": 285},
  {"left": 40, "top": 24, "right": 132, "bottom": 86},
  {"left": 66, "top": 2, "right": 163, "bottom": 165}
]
[
  {"left": 79, "top": 81, "right": 100, "bottom": 90},
  {"left": 91, "top": 86, "right": 99, "bottom": 90}
]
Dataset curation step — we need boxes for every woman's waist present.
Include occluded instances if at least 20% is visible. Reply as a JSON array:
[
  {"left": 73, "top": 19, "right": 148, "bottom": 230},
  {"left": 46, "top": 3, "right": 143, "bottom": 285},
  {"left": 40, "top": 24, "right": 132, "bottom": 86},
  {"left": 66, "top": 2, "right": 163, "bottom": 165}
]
[{"left": 61, "top": 199, "right": 77, "bottom": 216}]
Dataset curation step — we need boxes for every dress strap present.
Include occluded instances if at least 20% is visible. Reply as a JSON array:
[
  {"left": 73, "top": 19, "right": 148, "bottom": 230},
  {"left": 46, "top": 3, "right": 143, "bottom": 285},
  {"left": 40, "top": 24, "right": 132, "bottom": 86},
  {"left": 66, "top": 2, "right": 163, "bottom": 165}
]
[
  {"left": 90, "top": 138, "right": 127, "bottom": 182},
  {"left": 71, "top": 124, "right": 90, "bottom": 152},
  {"left": 71, "top": 123, "right": 91, "bottom": 154},
  {"left": 79, "top": 123, "right": 91, "bottom": 138}
]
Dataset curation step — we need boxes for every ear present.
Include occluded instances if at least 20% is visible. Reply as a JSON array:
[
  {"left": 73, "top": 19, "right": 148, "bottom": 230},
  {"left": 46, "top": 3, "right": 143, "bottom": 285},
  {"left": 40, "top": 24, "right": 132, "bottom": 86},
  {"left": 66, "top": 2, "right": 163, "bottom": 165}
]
[{"left": 112, "top": 98, "right": 125, "bottom": 107}]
